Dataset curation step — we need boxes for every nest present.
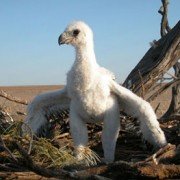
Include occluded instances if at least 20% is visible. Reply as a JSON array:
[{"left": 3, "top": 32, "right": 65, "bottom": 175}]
[
  {"left": 0, "top": 118, "right": 101, "bottom": 172},
  {"left": 0, "top": 107, "right": 179, "bottom": 179}
]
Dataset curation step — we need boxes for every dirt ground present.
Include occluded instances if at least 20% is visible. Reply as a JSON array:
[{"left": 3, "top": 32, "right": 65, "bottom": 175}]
[{"left": 0, "top": 85, "right": 63, "bottom": 121}]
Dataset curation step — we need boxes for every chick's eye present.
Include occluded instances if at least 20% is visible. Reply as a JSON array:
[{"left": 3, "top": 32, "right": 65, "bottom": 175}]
[{"left": 73, "top": 29, "right": 80, "bottom": 36}]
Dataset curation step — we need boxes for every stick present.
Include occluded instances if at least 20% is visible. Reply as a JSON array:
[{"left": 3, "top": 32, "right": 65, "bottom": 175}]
[
  {"left": 0, "top": 136, "right": 18, "bottom": 162},
  {"left": 147, "top": 78, "right": 180, "bottom": 102},
  {"left": 166, "top": 71, "right": 178, "bottom": 79},
  {"left": 53, "top": 132, "right": 69, "bottom": 139},
  {"left": 155, "top": 103, "right": 161, "bottom": 114},
  {"left": 138, "top": 70, "right": 145, "bottom": 98},
  {"left": 137, "top": 143, "right": 176, "bottom": 165},
  {"left": 0, "top": 90, "right": 28, "bottom": 105}
]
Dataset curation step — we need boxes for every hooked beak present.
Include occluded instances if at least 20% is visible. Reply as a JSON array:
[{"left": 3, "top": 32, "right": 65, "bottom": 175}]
[
  {"left": 58, "top": 31, "right": 74, "bottom": 46},
  {"left": 58, "top": 32, "right": 73, "bottom": 46},
  {"left": 58, "top": 34, "right": 65, "bottom": 45}
]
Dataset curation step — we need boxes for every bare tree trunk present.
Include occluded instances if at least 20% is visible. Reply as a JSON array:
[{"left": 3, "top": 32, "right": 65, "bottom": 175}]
[
  {"left": 158, "top": 0, "right": 180, "bottom": 118},
  {"left": 163, "top": 62, "right": 180, "bottom": 118},
  {"left": 158, "top": 0, "right": 171, "bottom": 36}
]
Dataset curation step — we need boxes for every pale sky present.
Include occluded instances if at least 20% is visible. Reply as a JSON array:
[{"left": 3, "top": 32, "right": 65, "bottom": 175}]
[{"left": 0, "top": 0, "right": 179, "bottom": 86}]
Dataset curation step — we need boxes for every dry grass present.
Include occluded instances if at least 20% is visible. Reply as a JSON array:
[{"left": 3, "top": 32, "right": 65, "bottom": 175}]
[{"left": 0, "top": 120, "right": 100, "bottom": 169}]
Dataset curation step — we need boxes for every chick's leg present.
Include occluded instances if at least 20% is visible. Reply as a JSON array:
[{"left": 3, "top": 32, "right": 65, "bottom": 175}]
[
  {"left": 69, "top": 104, "right": 88, "bottom": 160},
  {"left": 102, "top": 97, "right": 120, "bottom": 163}
]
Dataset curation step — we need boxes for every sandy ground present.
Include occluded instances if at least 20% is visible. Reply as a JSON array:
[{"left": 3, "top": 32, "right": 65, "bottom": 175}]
[{"left": 0, "top": 85, "right": 63, "bottom": 120}]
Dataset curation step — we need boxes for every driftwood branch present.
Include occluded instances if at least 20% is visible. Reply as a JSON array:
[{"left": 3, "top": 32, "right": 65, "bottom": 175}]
[
  {"left": 123, "top": 21, "right": 180, "bottom": 97},
  {"left": 0, "top": 90, "right": 28, "bottom": 105},
  {"left": 147, "top": 78, "right": 180, "bottom": 102}
]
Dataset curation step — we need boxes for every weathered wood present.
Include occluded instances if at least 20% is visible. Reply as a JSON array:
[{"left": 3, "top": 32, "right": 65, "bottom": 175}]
[
  {"left": 157, "top": 0, "right": 180, "bottom": 118},
  {"left": 123, "top": 21, "right": 180, "bottom": 97},
  {"left": 0, "top": 172, "right": 59, "bottom": 180},
  {"left": 163, "top": 62, "right": 180, "bottom": 118},
  {"left": 147, "top": 78, "right": 180, "bottom": 102},
  {"left": 0, "top": 90, "right": 28, "bottom": 105},
  {"left": 71, "top": 161, "right": 180, "bottom": 179},
  {"left": 138, "top": 164, "right": 180, "bottom": 179},
  {"left": 1, "top": 163, "right": 179, "bottom": 179},
  {"left": 158, "top": 0, "right": 171, "bottom": 36}
]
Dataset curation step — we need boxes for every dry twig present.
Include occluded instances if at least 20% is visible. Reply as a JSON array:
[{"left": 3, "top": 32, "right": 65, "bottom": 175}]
[
  {"left": 138, "top": 69, "right": 145, "bottom": 98},
  {"left": 0, "top": 90, "right": 28, "bottom": 105},
  {"left": 147, "top": 78, "right": 180, "bottom": 102},
  {"left": 0, "top": 135, "right": 18, "bottom": 162}
]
